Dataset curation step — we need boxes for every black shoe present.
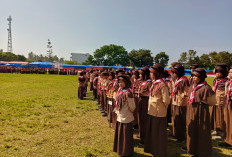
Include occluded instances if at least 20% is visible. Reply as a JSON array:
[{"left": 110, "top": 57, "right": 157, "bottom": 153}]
[
  {"left": 102, "top": 113, "right": 107, "bottom": 117},
  {"left": 138, "top": 141, "right": 144, "bottom": 146},
  {"left": 181, "top": 146, "right": 187, "bottom": 152},
  {"left": 218, "top": 142, "right": 232, "bottom": 148},
  {"left": 136, "top": 135, "right": 140, "bottom": 138}
]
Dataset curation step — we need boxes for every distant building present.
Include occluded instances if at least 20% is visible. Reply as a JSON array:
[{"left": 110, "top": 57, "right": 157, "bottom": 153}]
[{"left": 70, "top": 53, "right": 90, "bottom": 63}]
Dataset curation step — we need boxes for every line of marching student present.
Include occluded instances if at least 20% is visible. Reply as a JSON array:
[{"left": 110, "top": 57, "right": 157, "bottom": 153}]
[{"left": 77, "top": 63, "right": 232, "bottom": 157}]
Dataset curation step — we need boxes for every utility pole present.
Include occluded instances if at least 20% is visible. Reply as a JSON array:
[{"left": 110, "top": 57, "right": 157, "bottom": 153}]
[{"left": 7, "top": 16, "right": 13, "bottom": 53}]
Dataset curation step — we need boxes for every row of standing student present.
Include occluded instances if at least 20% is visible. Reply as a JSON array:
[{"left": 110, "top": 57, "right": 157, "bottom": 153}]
[{"left": 78, "top": 63, "right": 232, "bottom": 157}]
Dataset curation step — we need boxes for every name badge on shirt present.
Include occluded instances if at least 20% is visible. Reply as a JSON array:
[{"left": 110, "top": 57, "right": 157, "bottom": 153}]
[{"left": 108, "top": 100, "right": 112, "bottom": 105}]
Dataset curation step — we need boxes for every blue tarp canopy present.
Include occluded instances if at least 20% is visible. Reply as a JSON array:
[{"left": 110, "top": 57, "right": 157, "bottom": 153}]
[
  {"left": 184, "top": 69, "right": 212, "bottom": 75},
  {"left": 62, "top": 64, "right": 91, "bottom": 69},
  {"left": 0, "top": 62, "right": 6, "bottom": 66},
  {"left": 28, "top": 62, "right": 52, "bottom": 68}
]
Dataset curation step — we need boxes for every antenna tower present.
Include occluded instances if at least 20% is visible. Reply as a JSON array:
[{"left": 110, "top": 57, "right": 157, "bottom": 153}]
[{"left": 7, "top": 16, "right": 12, "bottom": 53}]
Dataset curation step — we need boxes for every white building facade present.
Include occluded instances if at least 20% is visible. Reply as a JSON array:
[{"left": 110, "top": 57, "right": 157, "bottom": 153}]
[{"left": 70, "top": 53, "right": 90, "bottom": 63}]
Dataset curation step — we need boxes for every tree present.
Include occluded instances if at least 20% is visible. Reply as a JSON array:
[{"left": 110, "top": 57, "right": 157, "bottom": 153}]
[
  {"left": 187, "top": 50, "right": 197, "bottom": 66},
  {"left": 154, "top": 52, "right": 169, "bottom": 67},
  {"left": 82, "top": 55, "right": 98, "bottom": 65},
  {"left": 64, "top": 61, "right": 81, "bottom": 65},
  {"left": 217, "top": 51, "right": 232, "bottom": 67},
  {"left": 17, "top": 55, "right": 26, "bottom": 61},
  {"left": 199, "top": 54, "right": 212, "bottom": 69},
  {"left": 208, "top": 51, "right": 219, "bottom": 68},
  {"left": 178, "top": 50, "right": 198, "bottom": 68},
  {"left": 128, "top": 49, "right": 153, "bottom": 67},
  {"left": 178, "top": 52, "right": 187, "bottom": 64},
  {"left": 59, "top": 58, "right": 64, "bottom": 63},
  {"left": 93, "top": 44, "right": 129, "bottom": 66},
  {"left": 28, "top": 52, "right": 35, "bottom": 60},
  {"left": 53, "top": 55, "right": 59, "bottom": 62}
]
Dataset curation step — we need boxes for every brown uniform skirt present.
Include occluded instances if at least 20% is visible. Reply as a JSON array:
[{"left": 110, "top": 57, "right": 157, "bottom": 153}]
[
  {"left": 90, "top": 82, "right": 93, "bottom": 91},
  {"left": 166, "top": 103, "right": 172, "bottom": 125},
  {"left": 210, "top": 105, "right": 226, "bottom": 137},
  {"left": 172, "top": 105, "right": 187, "bottom": 141},
  {"left": 78, "top": 86, "right": 84, "bottom": 100},
  {"left": 107, "top": 98, "right": 114, "bottom": 123},
  {"left": 103, "top": 90, "right": 107, "bottom": 112},
  {"left": 144, "top": 115, "right": 167, "bottom": 157},
  {"left": 137, "top": 96, "right": 149, "bottom": 142},
  {"left": 133, "top": 95, "right": 139, "bottom": 126},
  {"left": 187, "top": 102, "right": 212, "bottom": 157},
  {"left": 224, "top": 105, "right": 232, "bottom": 145},
  {"left": 113, "top": 121, "right": 134, "bottom": 156}
]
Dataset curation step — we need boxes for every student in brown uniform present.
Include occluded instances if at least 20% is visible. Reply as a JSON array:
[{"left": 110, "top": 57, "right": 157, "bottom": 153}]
[
  {"left": 89, "top": 70, "right": 94, "bottom": 91},
  {"left": 107, "top": 71, "right": 115, "bottom": 127},
  {"left": 170, "top": 62, "right": 181, "bottom": 83},
  {"left": 211, "top": 63, "right": 228, "bottom": 138},
  {"left": 78, "top": 71, "right": 86, "bottom": 100},
  {"left": 113, "top": 75, "right": 135, "bottom": 157},
  {"left": 163, "top": 70, "right": 172, "bottom": 126},
  {"left": 137, "top": 67, "right": 152, "bottom": 144},
  {"left": 144, "top": 64, "right": 170, "bottom": 157},
  {"left": 171, "top": 64, "right": 189, "bottom": 142},
  {"left": 101, "top": 71, "right": 109, "bottom": 117},
  {"left": 93, "top": 73, "right": 99, "bottom": 100},
  {"left": 189, "top": 64, "right": 199, "bottom": 85},
  {"left": 112, "top": 69, "right": 124, "bottom": 130},
  {"left": 187, "top": 68, "right": 216, "bottom": 157},
  {"left": 219, "top": 66, "right": 232, "bottom": 147},
  {"left": 131, "top": 70, "right": 141, "bottom": 128}
]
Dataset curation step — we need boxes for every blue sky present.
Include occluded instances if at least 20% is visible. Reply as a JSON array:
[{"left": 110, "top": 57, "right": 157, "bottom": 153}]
[{"left": 0, "top": 0, "right": 231, "bottom": 63}]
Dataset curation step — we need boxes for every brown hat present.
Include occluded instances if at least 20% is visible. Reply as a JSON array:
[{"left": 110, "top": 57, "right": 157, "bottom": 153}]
[
  {"left": 163, "top": 70, "right": 170, "bottom": 78},
  {"left": 101, "top": 71, "right": 109, "bottom": 76},
  {"left": 116, "top": 68, "right": 125, "bottom": 74},
  {"left": 151, "top": 64, "right": 164, "bottom": 73},
  {"left": 117, "top": 74, "right": 131, "bottom": 88},
  {"left": 139, "top": 66, "right": 150, "bottom": 80},
  {"left": 215, "top": 63, "right": 228, "bottom": 78},
  {"left": 192, "top": 68, "right": 207, "bottom": 81},
  {"left": 171, "top": 64, "right": 185, "bottom": 77},
  {"left": 190, "top": 64, "right": 199, "bottom": 70},
  {"left": 171, "top": 62, "right": 179, "bottom": 67}
]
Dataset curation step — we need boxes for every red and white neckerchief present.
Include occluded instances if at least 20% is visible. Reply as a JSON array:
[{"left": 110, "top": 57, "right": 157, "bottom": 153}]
[
  {"left": 132, "top": 79, "right": 140, "bottom": 94},
  {"left": 172, "top": 76, "right": 188, "bottom": 96},
  {"left": 213, "top": 78, "right": 227, "bottom": 92},
  {"left": 93, "top": 77, "right": 98, "bottom": 84},
  {"left": 188, "top": 81, "right": 207, "bottom": 103},
  {"left": 112, "top": 79, "right": 118, "bottom": 90},
  {"left": 226, "top": 80, "right": 232, "bottom": 106},
  {"left": 114, "top": 88, "right": 132, "bottom": 108},
  {"left": 106, "top": 80, "right": 114, "bottom": 94},
  {"left": 79, "top": 76, "right": 84, "bottom": 79},
  {"left": 138, "top": 79, "right": 151, "bottom": 97},
  {"left": 189, "top": 77, "right": 193, "bottom": 84},
  {"left": 149, "top": 79, "right": 164, "bottom": 95}
]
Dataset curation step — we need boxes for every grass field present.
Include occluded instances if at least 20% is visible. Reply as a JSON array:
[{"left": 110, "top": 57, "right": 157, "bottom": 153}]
[{"left": 0, "top": 73, "right": 231, "bottom": 157}]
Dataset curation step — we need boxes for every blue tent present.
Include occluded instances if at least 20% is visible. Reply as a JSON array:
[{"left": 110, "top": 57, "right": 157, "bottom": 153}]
[
  {"left": 28, "top": 62, "right": 52, "bottom": 68},
  {"left": 62, "top": 64, "right": 91, "bottom": 69}
]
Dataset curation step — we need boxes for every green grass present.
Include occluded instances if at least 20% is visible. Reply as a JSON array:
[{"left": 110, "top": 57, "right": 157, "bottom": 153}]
[{"left": 0, "top": 74, "right": 231, "bottom": 157}]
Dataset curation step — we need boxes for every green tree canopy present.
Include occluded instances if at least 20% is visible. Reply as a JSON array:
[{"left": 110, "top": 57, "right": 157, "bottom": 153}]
[
  {"left": 64, "top": 61, "right": 81, "bottom": 65},
  {"left": 128, "top": 49, "right": 153, "bottom": 67},
  {"left": 178, "top": 50, "right": 198, "bottom": 68},
  {"left": 93, "top": 44, "right": 129, "bottom": 66},
  {"left": 0, "top": 52, "right": 26, "bottom": 61},
  {"left": 82, "top": 55, "right": 98, "bottom": 65},
  {"left": 154, "top": 52, "right": 169, "bottom": 67}
]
